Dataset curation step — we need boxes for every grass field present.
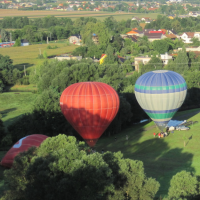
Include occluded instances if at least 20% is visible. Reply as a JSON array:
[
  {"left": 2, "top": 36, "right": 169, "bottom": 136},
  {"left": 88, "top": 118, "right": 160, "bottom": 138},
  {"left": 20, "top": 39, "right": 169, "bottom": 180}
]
[
  {"left": 0, "top": 9, "right": 160, "bottom": 20},
  {"left": 0, "top": 43, "right": 77, "bottom": 70},
  {"left": 95, "top": 109, "right": 200, "bottom": 198},
  {"left": 0, "top": 91, "right": 38, "bottom": 128}
]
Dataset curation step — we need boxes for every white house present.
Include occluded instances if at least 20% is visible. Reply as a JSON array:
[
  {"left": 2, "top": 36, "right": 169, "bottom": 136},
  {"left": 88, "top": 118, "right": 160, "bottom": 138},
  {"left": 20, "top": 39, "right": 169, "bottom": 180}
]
[
  {"left": 68, "top": 35, "right": 81, "bottom": 44},
  {"left": 194, "top": 32, "right": 200, "bottom": 40},
  {"left": 21, "top": 39, "right": 29, "bottom": 46},
  {"left": 160, "top": 52, "right": 173, "bottom": 65},
  {"left": 179, "top": 32, "right": 194, "bottom": 43}
]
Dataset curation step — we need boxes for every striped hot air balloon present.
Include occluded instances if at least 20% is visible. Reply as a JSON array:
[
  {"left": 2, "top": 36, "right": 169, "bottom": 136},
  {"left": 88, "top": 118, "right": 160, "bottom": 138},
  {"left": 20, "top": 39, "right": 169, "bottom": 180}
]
[
  {"left": 60, "top": 82, "right": 120, "bottom": 147},
  {"left": 134, "top": 70, "right": 187, "bottom": 131}
]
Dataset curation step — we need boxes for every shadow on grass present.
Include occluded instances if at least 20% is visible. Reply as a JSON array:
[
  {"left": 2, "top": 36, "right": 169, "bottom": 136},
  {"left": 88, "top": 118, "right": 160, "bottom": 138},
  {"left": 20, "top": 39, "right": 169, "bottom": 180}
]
[
  {"left": 123, "top": 137, "right": 194, "bottom": 198},
  {"left": 0, "top": 108, "right": 17, "bottom": 118},
  {"left": 14, "top": 63, "right": 34, "bottom": 71}
]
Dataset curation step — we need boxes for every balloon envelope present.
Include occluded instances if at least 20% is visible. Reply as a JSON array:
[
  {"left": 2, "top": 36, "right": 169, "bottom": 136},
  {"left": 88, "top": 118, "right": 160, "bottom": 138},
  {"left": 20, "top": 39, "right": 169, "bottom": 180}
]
[
  {"left": 1, "top": 134, "right": 48, "bottom": 168},
  {"left": 60, "top": 82, "right": 120, "bottom": 147},
  {"left": 135, "top": 70, "right": 187, "bottom": 131}
]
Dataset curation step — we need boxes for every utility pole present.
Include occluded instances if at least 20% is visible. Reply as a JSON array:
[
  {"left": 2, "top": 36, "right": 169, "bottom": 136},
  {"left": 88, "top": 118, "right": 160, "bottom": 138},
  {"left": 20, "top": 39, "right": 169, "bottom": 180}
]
[
  {"left": 50, "top": 32, "right": 52, "bottom": 41},
  {"left": 10, "top": 32, "right": 12, "bottom": 42},
  {"left": 24, "top": 65, "right": 26, "bottom": 76}
]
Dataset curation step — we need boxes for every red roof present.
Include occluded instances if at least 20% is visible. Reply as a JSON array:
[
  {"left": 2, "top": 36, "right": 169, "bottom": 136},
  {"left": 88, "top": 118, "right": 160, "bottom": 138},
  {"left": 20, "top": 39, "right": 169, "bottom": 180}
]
[
  {"left": 100, "top": 54, "right": 106, "bottom": 58},
  {"left": 149, "top": 31, "right": 165, "bottom": 34}
]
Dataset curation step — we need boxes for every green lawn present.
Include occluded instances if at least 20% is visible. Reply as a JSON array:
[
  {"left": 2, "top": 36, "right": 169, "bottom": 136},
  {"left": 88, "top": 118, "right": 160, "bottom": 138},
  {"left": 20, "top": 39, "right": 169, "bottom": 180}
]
[
  {"left": 0, "top": 92, "right": 38, "bottom": 128},
  {"left": 95, "top": 109, "right": 200, "bottom": 198}
]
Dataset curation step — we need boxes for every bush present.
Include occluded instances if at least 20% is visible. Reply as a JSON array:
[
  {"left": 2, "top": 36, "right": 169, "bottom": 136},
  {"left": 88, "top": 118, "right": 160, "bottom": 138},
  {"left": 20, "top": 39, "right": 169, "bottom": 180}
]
[{"left": 168, "top": 170, "right": 199, "bottom": 200}]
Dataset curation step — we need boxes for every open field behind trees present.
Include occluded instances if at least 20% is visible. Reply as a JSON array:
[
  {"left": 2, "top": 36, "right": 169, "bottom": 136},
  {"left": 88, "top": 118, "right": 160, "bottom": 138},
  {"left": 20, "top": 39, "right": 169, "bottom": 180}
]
[
  {"left": 95, "top": 109, "right": 200, "bottom": 198},
  {"left": 0, "top": 9, "right": 160, "bottom": 20},
  {"left": 0, "top": 43, "right": 77, "bottom": 70}
]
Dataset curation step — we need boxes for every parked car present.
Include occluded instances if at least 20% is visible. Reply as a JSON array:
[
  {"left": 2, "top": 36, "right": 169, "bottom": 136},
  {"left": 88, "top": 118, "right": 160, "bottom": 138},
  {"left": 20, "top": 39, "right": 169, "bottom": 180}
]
[
  {"left": 168, "top": 126, "right": 175, "bottom": 131},
  {"left": 176, "top": 126, "right": 189, "bottom": 131}
]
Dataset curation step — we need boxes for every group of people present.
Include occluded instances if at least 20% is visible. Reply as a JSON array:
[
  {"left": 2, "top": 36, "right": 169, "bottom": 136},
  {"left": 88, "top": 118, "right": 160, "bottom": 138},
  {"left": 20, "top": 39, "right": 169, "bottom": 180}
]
[{"left": 154, "top": 132, "right": 168, "bottom": 138}]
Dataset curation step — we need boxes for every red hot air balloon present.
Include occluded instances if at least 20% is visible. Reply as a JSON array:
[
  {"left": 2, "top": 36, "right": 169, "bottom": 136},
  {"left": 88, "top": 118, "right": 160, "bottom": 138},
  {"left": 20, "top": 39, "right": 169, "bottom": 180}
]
[
  {"left": 60, "top": 82, "right": 120, "bottom": 147},
  {"left": 1, "top": 134, "right": 48, "bottom": 168}
]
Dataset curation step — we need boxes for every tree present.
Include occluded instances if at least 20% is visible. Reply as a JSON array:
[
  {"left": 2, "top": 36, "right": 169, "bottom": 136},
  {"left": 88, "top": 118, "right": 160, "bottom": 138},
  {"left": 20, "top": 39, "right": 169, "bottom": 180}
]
[
  {"left": 174, "top": 48, "right": 189, "bottom": 73},
  {"left": 152, "top": 40, "right": 169, "bottom": 54},
  {"left": 0, "top": 114, "right": 6, "bottom": 142},
  {"left": 13, "top": 37, "right": 21, "bottom": 47},
  {"left": 104, "top": 45, "right": 117, "bottom": 64},
  {"left": 168, "top": 171, "right": 199, "bottom": 200},
  {"left": 2, "top": 135, "right": 160, "bottom": 200}
]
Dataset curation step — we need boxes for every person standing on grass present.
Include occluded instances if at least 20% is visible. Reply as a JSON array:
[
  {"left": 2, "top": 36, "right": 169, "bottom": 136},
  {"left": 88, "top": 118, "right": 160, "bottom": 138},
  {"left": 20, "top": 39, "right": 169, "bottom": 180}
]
[
  {"left": 153, "top": 132, "right": 156, "bottom": 137},
  {"left": 158, "top": 133, "right": 161, "bottom": 138},
  {"left": 126, "top": 135, "right": 128, "bottom": 140}
]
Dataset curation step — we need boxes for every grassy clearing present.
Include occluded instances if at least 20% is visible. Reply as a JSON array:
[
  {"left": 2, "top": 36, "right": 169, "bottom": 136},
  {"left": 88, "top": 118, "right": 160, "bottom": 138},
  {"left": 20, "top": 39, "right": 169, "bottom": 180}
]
[
  {"left": 0, "top": 92, "right": 38, "bottom": 128},
  {"left": 9, "top": 84, "right": 37, "bottom": 92},
  {"left": 95, "top": 109, "right": 200, "bottom": 198},
  {"left": 0, "top": 43, "right": 77, "bottom": 71}
]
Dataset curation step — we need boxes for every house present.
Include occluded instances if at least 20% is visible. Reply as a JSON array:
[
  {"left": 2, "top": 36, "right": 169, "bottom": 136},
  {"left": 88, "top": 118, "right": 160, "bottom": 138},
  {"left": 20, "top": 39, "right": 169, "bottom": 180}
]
[
  {"left": 0, "top": 42, "right": 15, "bottom": 48},
  {"left": 141, "top": 17, "right": 152, "bottom": 22},
  {"left": 168, "top": 29, "right": 177, "bottom": 35},
  {"left": 126, "top": 30, "right": 139, "bottom": 36},
  {"left": 68, "top": 35, "right": 81, "bottom": 44},
  {"left": 194, "top": 32, "right": 200, "bottom": 40},
  {"left": 92, "top": 33, "right": 99, "bottom": 44},
  {"left": 131, "top": 17, "right": 140, "bottom": 21},
  {"left": 55, "top": 54, "right": 82, "bottom": 61},
  {"left": 168, "top": 15, "right": 175, "bottom": 19},
  {"left": 149, "top": 30, "right": 165, "bottom": 34},
  {"left": 78, "top": 7, "right": 83, "bottom": 10},
  {"left": 166, "top": 33, "right": 177, "bottom": 40},
  {"left": 148, "top": 7, "right": 159, "bottom": 11},
  {"left": 134, "top": 56, "right": 151, "bottom": 71},
  {"left": 93, "top": 7, "right": 100, "bottom": 11},
  {"left": 21, "top": 39, "right": 29, "bottom": 46},
  {"left": 160, "top": 52, "right": 173, "bottom": 65},
  {"left": 159, "top": 29, "right": 167, "bottom": 34},
  {"left": 179, "top": 32, "right": 194, "bottom": 43},
  {"left": 189, "top": 11, "right": 200, "bottom": 17},
  {"left": 144, "top": 32, "right": 166, "bottom": 42},
  {"left": 178, "top": 46, "right": 200, "bottom": 52},
  {"left": 65, "top": 7, "right": 74, "bottom": 11},
  {"left": 122, "top": 35, "right": 139, "bottom": 42},
  {"left": 144, "top": 29, "right": 155, "bottom": 33},
  {"left": 134, "top": 30, "right": 144, "bottom": 37}
]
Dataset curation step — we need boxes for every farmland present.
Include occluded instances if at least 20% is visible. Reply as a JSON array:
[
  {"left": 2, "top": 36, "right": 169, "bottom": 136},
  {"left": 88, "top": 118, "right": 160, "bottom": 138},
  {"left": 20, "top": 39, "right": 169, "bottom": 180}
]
[{"left": 0, "top": 9, "right": 160, "bottom": 20}]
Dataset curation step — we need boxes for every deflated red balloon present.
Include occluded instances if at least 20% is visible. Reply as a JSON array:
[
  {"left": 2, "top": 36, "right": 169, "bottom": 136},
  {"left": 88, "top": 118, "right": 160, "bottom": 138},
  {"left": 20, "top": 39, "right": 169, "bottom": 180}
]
[
  {"left": 60, "top": 82, "right": 120, "bottom": 147},
  {"left": 1, "top": 134, "right": 48, "bottom": 168}
]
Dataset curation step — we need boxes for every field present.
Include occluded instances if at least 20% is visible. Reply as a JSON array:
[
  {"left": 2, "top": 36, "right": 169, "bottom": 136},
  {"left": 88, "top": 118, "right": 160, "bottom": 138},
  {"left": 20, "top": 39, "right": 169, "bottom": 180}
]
[
  {"left": 0, "top": 91, "right": 38, "bottom": 128},
  {"left": 0, "top": 43, "right": 77, "bottom": 70},
  {"left": 95, "top": 109, "right": 200, "bottom": 198},
  {"left": 0, "top": 9, "right": 160, "bottom": 20}
]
